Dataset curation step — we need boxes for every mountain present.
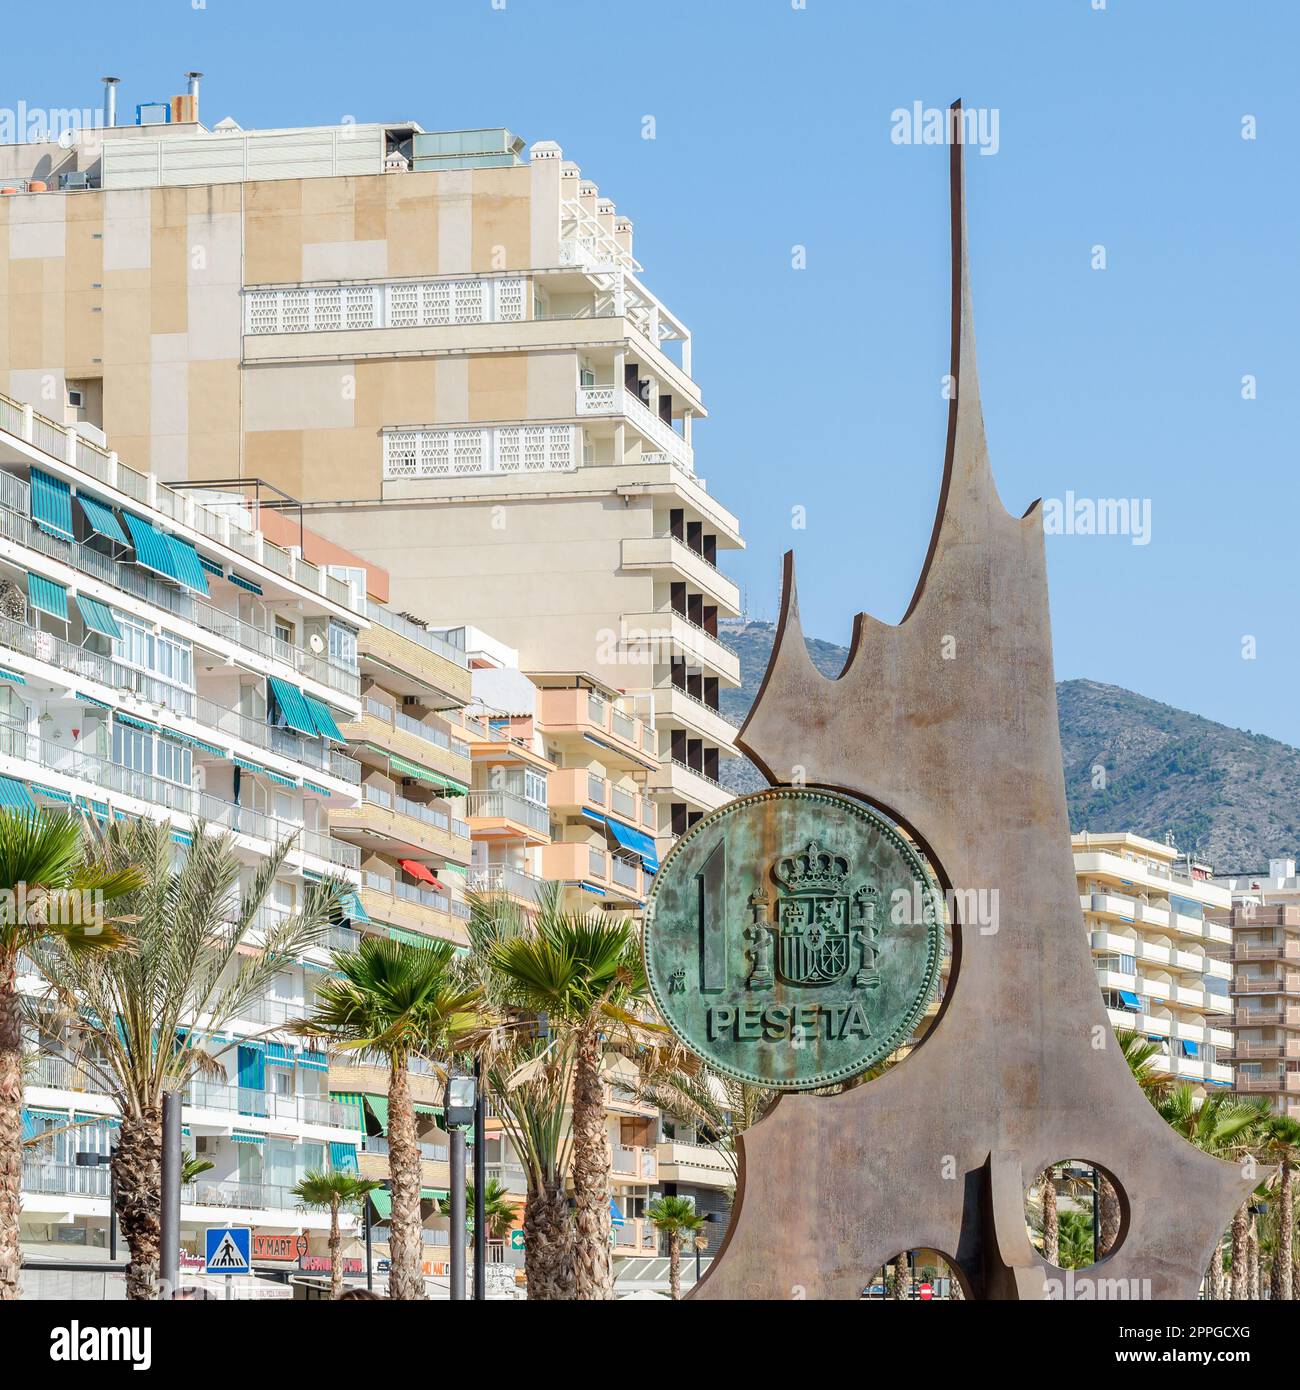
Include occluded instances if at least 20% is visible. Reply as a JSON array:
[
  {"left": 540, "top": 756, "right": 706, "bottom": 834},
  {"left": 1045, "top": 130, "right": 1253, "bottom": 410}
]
[{"left": 717, "top": 620, "right": 1297, "bottom": 872}]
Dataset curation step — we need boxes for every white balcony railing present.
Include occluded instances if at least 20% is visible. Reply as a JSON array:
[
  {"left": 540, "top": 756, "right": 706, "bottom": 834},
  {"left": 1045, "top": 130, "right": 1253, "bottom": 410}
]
[
  {"left": 383, "top": 425, "right": 576, "bottom": 481},
  {"left": 575, "top": 386, "right": 694, "bottom": 474},
  {"left": 244, "top": 278, "right": 526, "bottom": 335}
]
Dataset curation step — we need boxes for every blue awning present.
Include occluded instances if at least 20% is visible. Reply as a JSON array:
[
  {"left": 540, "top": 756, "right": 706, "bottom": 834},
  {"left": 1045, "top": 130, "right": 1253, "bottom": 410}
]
[
  {"left": 162, "top": 533, "right": 209, "bottom": 594},
  {"left": 1118, "top": 990, "right": 1142, "bottom": 1010},
  {"left": 75, "top": 594, "right": 122, "bottom": 640},
  {"left": 580, "top": 882, "right": 606, "bottom": 896},
  {"left": 298, "top": 1050, "right": 328, "bottom": 1071},
  {"left": 268, "top": 676, "right": 318, "bottom": 738},
  {"left": 27, "top": 573, "right": 68, "bottom": 622},
  {"left": 1181, "top": 1039, "right": 1200, "bottom": 1057},
  {"left": 231, "top": 1131, "right": 265, "bottom": 1145},
  {"left": 122, "top": 512, "right": 181, "bottom": 583},
  {"left": 77, "top": 493, "right": 128, "bottom": 544},
  {"left": 227, "top": 572, "right": 263, "bottom": 596},
  {"left": 606, "top": 818, "right": 659, "bottom": 874},
  {"left": 197, "top": 553, "right": 224, "bottom": 578},
  {"left": 0, "top": 776, "right": 36, "bottom": 812},
  {"left": 302, "top": 693, "right": 344, "bottom": 742},
  {"left": 31, "top": 468, "right": 74, "bottom": 540},
  {"left": 610, "top": 1198, "right": 625, "bottom": 1228},
  {"left": 345, "top": 891, "right": 370, "bottom": 924}
]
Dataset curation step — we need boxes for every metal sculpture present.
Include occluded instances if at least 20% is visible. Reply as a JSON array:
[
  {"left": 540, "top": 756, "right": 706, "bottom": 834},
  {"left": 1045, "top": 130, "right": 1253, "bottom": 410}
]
[{"left": 685, "top": 103, "right": 1252, "bottom": 1300}]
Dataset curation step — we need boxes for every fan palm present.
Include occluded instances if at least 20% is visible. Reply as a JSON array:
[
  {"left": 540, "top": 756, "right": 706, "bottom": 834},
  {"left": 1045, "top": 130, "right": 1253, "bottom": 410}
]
[
  {"left": 635, "top": 1060, "right": 772, "bottom": 1187},
  {"left": 297, "top": 936, "right": 481, "bottom": 1301},
  {"left": 485, "top": 895, "right": 655, "bottom": 1301},
  {"left": 33, "top": 818, "right": 338, "bottom": 1299},
  {"left": 647, "top": 1194, "right": 707, "bottom": 1300},
  {"left": 0, "top": 810, "right": 142, "bottom": 1300},
  {"left": 439, "top": 1177, "right": 517, "bottom": 1242},
  {"left": 1056, "top": 1209, "right": 1096, "bottom": 1270},
  {"left": 293, "top": 1170, "right": 382, "bottom": 1300},
  {"left": 180, "top": 1150, "right": 213, "bottom": 1184}
]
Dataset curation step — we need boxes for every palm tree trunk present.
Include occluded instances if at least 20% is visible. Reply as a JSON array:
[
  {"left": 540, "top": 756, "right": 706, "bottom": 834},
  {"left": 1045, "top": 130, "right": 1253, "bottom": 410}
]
[
  {"left": 668, "top": 1231, "right": 681, "bottom": 1300},
  {"left": 1278, "top": 1162, "right": 1294, "bottom": 1301},
  {"left": 113, "top": 1108, "right": 161, "bottom": 1300},
  {"left": 570, "top": 1022, "right": 612, "bottom": 1300},
  {"left": 1230, "top": 1202, "right": 1250, "bottom": 1300},
  {"left": 1098, "top": 1174, "right": 1122, "bottom": 1256},
  {"left": 522, "top": 1174, "right": 574, "bottom": 1300},
  {"left": 329, "top": 1195, "right": 343, "bottom": 1300},
  {"left": 1208, "top": 1239, "right": 1225, "bottom": 1300},
  {"left": 385, "top": 1061, "right": 424, "bottom": 1300},
  {"left": 1041, "top": 1168, "right": 1058, "bottom": 1265},
  {"left": 1247, "top": 1216, "right": 1260, "bottom": 1300},
  {"left": 0, "top": 960, "right": 23, "bottom": 1301}
]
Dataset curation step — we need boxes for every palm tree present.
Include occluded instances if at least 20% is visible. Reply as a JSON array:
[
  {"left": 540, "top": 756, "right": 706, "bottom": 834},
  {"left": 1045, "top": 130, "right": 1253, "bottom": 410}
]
[
  {"left": 293, "top": 1171, "right": 382, "bottom": 1300},
  {"left": 33, "top": 819, "right": 338, "bottom": 1299},
  {"left": 1056, "top": 1210, "right": 1095, "bottom": 1270},
  {"left": 648, "top": 1194, "right": 707, "bottom": 1300},
  {"left": 1039, "top": 1167, "right": 1060, "bottom": 1265},
  {"left": 0, "top": 811, "right": 142, "bottom": 1300},
  {"left": 440, "top": 1177, "right": 517, "bottom": 1243},
  {"left": 636, "top": 1060, "right": 772, "bottom": 1187},
  {"left": 463, "top": 890, "right": 574, "bottom": 1300},
  {"left": 484, "top": 891, "right": 656, "bottom": 1301},
  {"left": 1263, "top": 1115, "right": 1300, "bottom": 1300},
  {"left": 298, "top": 936, "right": 480, "bottom": 1301},
  {"left": 180, "top": 1150, "right": 213, "bottom": 1185}
]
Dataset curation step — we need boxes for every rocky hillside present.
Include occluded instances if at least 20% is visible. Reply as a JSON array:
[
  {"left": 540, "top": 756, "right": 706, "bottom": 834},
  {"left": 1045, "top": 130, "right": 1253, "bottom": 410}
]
[{"left": 717, "top": 621, "right": 1296, "bottom": 871}]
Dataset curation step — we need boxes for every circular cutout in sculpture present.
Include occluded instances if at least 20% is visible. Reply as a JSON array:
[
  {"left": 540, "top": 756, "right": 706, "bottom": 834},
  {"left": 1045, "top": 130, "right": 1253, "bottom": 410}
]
[
  {"left": 1025, "top": 1158, "right": 1127, "bottom": 1270},
  {"left": 644, "top": 788, "right": 946, "bottom": 1090}
]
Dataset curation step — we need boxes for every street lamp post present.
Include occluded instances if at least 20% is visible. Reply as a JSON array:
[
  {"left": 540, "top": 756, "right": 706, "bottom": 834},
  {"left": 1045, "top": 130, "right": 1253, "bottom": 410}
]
[
  {"left": 473, "top": 1057, "right": 485, "bottom": 1301},
  {"left": 443, "top": 1070, "right": 476, "bottom": 1302},
  {"left": 160, "top": 1090, "right": 182, "bottom": 1298}
]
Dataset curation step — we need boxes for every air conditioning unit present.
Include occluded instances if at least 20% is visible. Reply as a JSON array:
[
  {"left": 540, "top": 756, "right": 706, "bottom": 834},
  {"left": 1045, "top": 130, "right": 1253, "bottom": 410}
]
[{"left": 59, "top": 171, "right": 92, "bottom": 191}]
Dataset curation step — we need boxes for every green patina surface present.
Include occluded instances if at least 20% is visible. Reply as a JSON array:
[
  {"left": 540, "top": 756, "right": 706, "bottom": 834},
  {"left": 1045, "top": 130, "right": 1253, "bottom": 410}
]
[{"left": 644, "top": 789, "right": 945, "bottom": 1090}]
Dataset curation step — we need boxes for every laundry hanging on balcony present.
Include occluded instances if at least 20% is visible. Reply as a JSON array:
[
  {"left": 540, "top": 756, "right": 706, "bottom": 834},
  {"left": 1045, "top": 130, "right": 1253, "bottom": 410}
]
[
  {"left": 30, "top": 468, "right": 74, "bottom": 541},
  {"left": 76, "top": 493, "right": 128, "bottom": 544},
  {"left": 26, "top": 572, "right": 68, "bottom": 622}
]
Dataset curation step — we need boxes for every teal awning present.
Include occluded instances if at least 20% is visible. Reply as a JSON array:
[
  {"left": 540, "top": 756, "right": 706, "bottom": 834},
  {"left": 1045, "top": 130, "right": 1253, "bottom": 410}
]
[
  {"left": 77, "top": 692, "right": 110, "bottom": 709},
  {"left": 162, "top": 533, "right": 209, "bottom": 594},
  {"left": 268, "top": 676, "right": 317, "bottom": 738},
  {"left": 77, "top": 493, "right": 128, "bottom": 544},
  {"left": 31, "top": 469, "right": 74, "bottom": 540},
  {"left": 0, "top": 777, "right": 36, "bottom": 812},
  {"left": 345, "top": 891, "right": 370, "bottom": 924},
  {"left": 370, "top": 1190, "right": 392, "bottom": 1221},
  {"left": 227, "top": 572, "right": 263, "bottom": 596},
  {"left": 75, "top": 594, "right": 122, "bottom": 640},
  {"left": 115, "top": 713, "right": 159, "bottom": 733},
  {"left": 0, "top": 667, "right": 26, "bottom": 685},
  {"left": 31, "top": 784, "right": 72, "bottom": 803},
  {"left": 27, "top": 573, "right": 68, "bottom": 622},
  {"left": 264, "top": 769, "right": 299, "bottom": 789},
  {"left": 122, "top": 513, "right": 181, "bottom": 583},
  {"left": 303, "top": 693, "right": 345, "bottom": 742},
  {"left": 197, "top": 554, "right": 224, "bottom": 578},
  {"left": 231, "top": 1130, "right": 265, "bottom": 1145},
  {"left": 297, "top": 1050, "right": 328, "bottom": 1071}
]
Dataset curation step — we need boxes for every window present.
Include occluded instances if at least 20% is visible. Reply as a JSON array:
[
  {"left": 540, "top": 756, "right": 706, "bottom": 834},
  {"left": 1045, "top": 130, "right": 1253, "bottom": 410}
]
[
  {"left": 67, "top": 389, "right": 84, "bottom": 408},
  {"left": 274, "top": 620, "right": 294, "bottom": 647},
  {"left": 326, "top": 566, "right": 367, "bottom": 608},
  {"left": 524, "top": 769, "right": 548, "bottom": 807},
  {"left": 112, "top": 723, "right": 152, "bottom": 776},
  {"left": 113, "top": 615, "right": 194, "bottom": 695},
  {"left": 328, "top": 623, "right": 357, "bottom": 669},
  {"left": 154, "top": 738, "right": 191, "bottom": 787}
]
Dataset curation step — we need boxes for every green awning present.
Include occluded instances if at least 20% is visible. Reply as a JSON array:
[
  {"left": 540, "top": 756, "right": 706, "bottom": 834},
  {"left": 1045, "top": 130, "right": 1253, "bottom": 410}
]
[
  {"left": 227, "top": 572, "right": 263, "bottom": 596},
  {"left": 370, "top": 1190, "right": 392, "bottom": 1221},
  {"left": 303, "top": 693, "right": 345, "bottom": 742},
  {"left": 77, "top": 493, "right": 128, "bottom": 544},
  {"left": 27, "top": 573, "right": 68, "bottom": 622},
  {"left": 269, "top": 676, "right": 318, "bottom": 738},
  {"left": 31, "top": 468, "right": 74, "bottom": 540},
  {"left": 364, "top": 1093, "right": 389, "bottom": 1133},
  {"left": 162, "top": 533, "right": 209, "bottom": 594},
  {"left": 75, "top": 594, "right": 122, "bottom": 640},
  {"left": 413, "top": 1103, "right": 443, "bottom": 1118},
  {"left": 122, "top": 513, "right": 181, "bottom": 583},
  {"left": 116, "top": 713, "right": 159, "bottom": 733},
  {"left": 31, "top": 784, "right": 72, "bottom": 803},
  {"left": 420, "top": 1187, "right": 449, "bottom": 1202},
  {"left": 383, "top": 753, "right": 467, "bottom": 796},
  {"left": 345, "top": 891, "right": 370, "bottom": 924}
]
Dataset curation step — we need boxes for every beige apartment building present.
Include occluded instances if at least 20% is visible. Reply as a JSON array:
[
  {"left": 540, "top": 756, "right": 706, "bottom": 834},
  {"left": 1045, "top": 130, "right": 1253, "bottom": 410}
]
[{"left": 0, "top": 94, "right": 745, "bottom": 850}]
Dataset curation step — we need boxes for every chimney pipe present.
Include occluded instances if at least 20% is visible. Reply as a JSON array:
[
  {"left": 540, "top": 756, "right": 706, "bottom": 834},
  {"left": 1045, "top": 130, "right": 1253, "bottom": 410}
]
[
  {"left": 101, "top": 76, "right": 119, "bottom": 129},
  {"left": 185, "top": 71, "right": 203, "bottom": 121}
]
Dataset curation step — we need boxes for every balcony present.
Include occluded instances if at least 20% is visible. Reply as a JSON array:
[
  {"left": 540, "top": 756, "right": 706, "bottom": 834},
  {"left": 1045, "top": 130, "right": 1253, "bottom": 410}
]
[
  {"left": 533, "top": 687, "right": 657, "bottom": 765},
  {"left": 611, "top": 1217, "right": 658, "bottom": 1257},
  {"left": 467, "top": 864, "right": 548, "bottom": 907},
  {"left": 342, "top": 701, "right": 471, "bottom": 788},
  {"left": 327, "top": 1054, "right": 446, "bottom": 1110},
  {"left": 611, "top": 1143, "right": 658, "bottom": 1182},
  {"left": 332, "top": 787, "right": 471, "bottom": 865},
  {"left": 185, "top": 1080, "right": 357, "bottom": 1131},
  {"left": 541, "top": 841, "right": 648, "bottom": 902},
  {"left": 575, "top": 385, "right": 694, "bottom": 477},
  {"left": 1234, "top": 942, "right": 1300, "bottom": 963},
  {"left": 620, "top": 535, "right": 740, "bottom": 613},
  {"left": 549, "top": 768, "right": 657, "bottom": 834},
  {"left": 465, "top": 789, "right": 550, "bottom": 843},
  {"left": 617, "top": 608, "right": 739, "bottom": 684},
  {"left": 358, "top": 870, "right": 470, "bottom": 945},
  {"left": 652, "top": 683, "right": 739, "bottom": 749},
  {"left": 1235, "top": 1007, "right": 1300, "bottom": 1028},
  {"left": 647, "top": 758, "right": 732, "bottom": 815},
  {"left": 21, "top": 1159, "right": 110, "bottom": 1200},
  {"left": 656, "top": 1140, "right": 734, "bottom": 1189}
]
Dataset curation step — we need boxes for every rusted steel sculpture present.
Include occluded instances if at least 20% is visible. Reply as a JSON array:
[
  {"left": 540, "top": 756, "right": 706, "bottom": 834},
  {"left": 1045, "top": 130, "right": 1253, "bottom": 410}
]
[{"left": 685, "top": 104, "right": 1252, "bottom": 1300}]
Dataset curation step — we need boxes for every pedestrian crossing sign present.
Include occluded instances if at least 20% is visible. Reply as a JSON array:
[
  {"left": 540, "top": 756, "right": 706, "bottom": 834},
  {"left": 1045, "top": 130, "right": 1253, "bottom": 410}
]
[{"left": 204, "top": 1225, "right": 252, "bottom": 1275}]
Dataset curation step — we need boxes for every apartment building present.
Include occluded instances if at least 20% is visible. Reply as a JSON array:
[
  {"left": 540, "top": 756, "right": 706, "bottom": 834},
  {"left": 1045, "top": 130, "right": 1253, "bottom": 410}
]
[
  {"left": 1075, "top": 831, "right": 1234, "bottom": 1094},
  {"left": 1210, "top": 859, "right": 1300, "bottom": 1121},
  {"left": 3, "top": 387, "right": 376, "bottom": 1264},
  {"left": 0, "top": 93, "right": 745, "bottom": 856}
]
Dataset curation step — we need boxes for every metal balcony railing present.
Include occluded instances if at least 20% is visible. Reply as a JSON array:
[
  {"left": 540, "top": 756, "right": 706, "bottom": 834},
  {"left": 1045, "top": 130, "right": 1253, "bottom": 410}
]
[{"left": 465, "top": 790, "right": 549, "bottom": 835}]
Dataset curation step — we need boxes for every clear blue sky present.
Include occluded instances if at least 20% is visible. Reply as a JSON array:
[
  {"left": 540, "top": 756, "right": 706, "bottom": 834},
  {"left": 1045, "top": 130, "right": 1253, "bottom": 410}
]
[{"left": 3, "top": 1, "right": 1295, "bottom": 741}]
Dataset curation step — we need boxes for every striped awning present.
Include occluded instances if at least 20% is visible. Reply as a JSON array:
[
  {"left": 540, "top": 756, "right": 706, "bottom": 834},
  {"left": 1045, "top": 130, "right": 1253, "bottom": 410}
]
[
  {"left": 303, "top": 781, "right": 331, "bottom": 797},
  {"left": 268, "top": 677, "right": 317, "bottom": 738},
  {"left": 329, "top": 1142, "right": 359, "bottom": 1174},
  {"left": 27, "top": 573, "right": 68, "bottom": 622},
  {"left": 297, "top": 1050, "right": 329, "bottom": 1071},
  {"left": 369, "top": 1190, "right": 392, "bottom": 1222},
  {"left": 0, "top": 667, "right": 26, "bottom": 685},
  {"left": 77, "top": 692, "right": 111, "bottom": 710},
  {"left": 363, "top": 1094, "right": 389, "bottom": 1133},
  {"left": 161, "top": 533, "right": 209, "bottom": 595},
  {"left": 227, "top": 572, "right": 263, "bottom": 596},
  {"left": 0, "top": 776, "right": 36, "bottom": 812},
  {"left": 77, "top": 493, "right": 128, "bottom": 544},
  {"left": 344, "top": 891, "right": 370, "bottom": 924},
  {"left": 75, "top": 594, "right": 122, "bottom": 640},
  {"left": 31, "top": 468, "right": 74, "bottom": 541},
  {"left": 302, "top": 694, "right": 344, "bottom": 742},
  {"left": 231, "top": 1131, "right": 265, "bottom": 1145},
  {"left": 197, "top": 553, "right": 224, "bottom": 579},
  {"left": 115, "top": 713, "right": 159, "bottom": 733},
  {"left": 122, "top": 512, "right": 181, "bottom": 583},
  {"left": 383, "top": 752, "right": 467, "bottom": 796},
  {"left": 266, "top": 1042, "right": 296, "bottom": 1066},
  {"left": 31, "top": 784, "right": 72, "bottom": 803}
]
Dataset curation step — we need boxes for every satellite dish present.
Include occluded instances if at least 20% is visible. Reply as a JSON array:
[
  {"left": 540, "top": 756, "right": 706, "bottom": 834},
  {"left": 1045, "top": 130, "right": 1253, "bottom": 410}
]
[{"left": 308, "top": 632, "right": 326, "bottom": 655}]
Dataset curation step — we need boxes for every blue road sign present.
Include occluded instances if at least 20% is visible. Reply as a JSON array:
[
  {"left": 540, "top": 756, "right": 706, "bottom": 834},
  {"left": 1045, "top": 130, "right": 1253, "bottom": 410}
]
[{"left": 204, "top": 1225, "right": 252, "bottom": 1275}]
